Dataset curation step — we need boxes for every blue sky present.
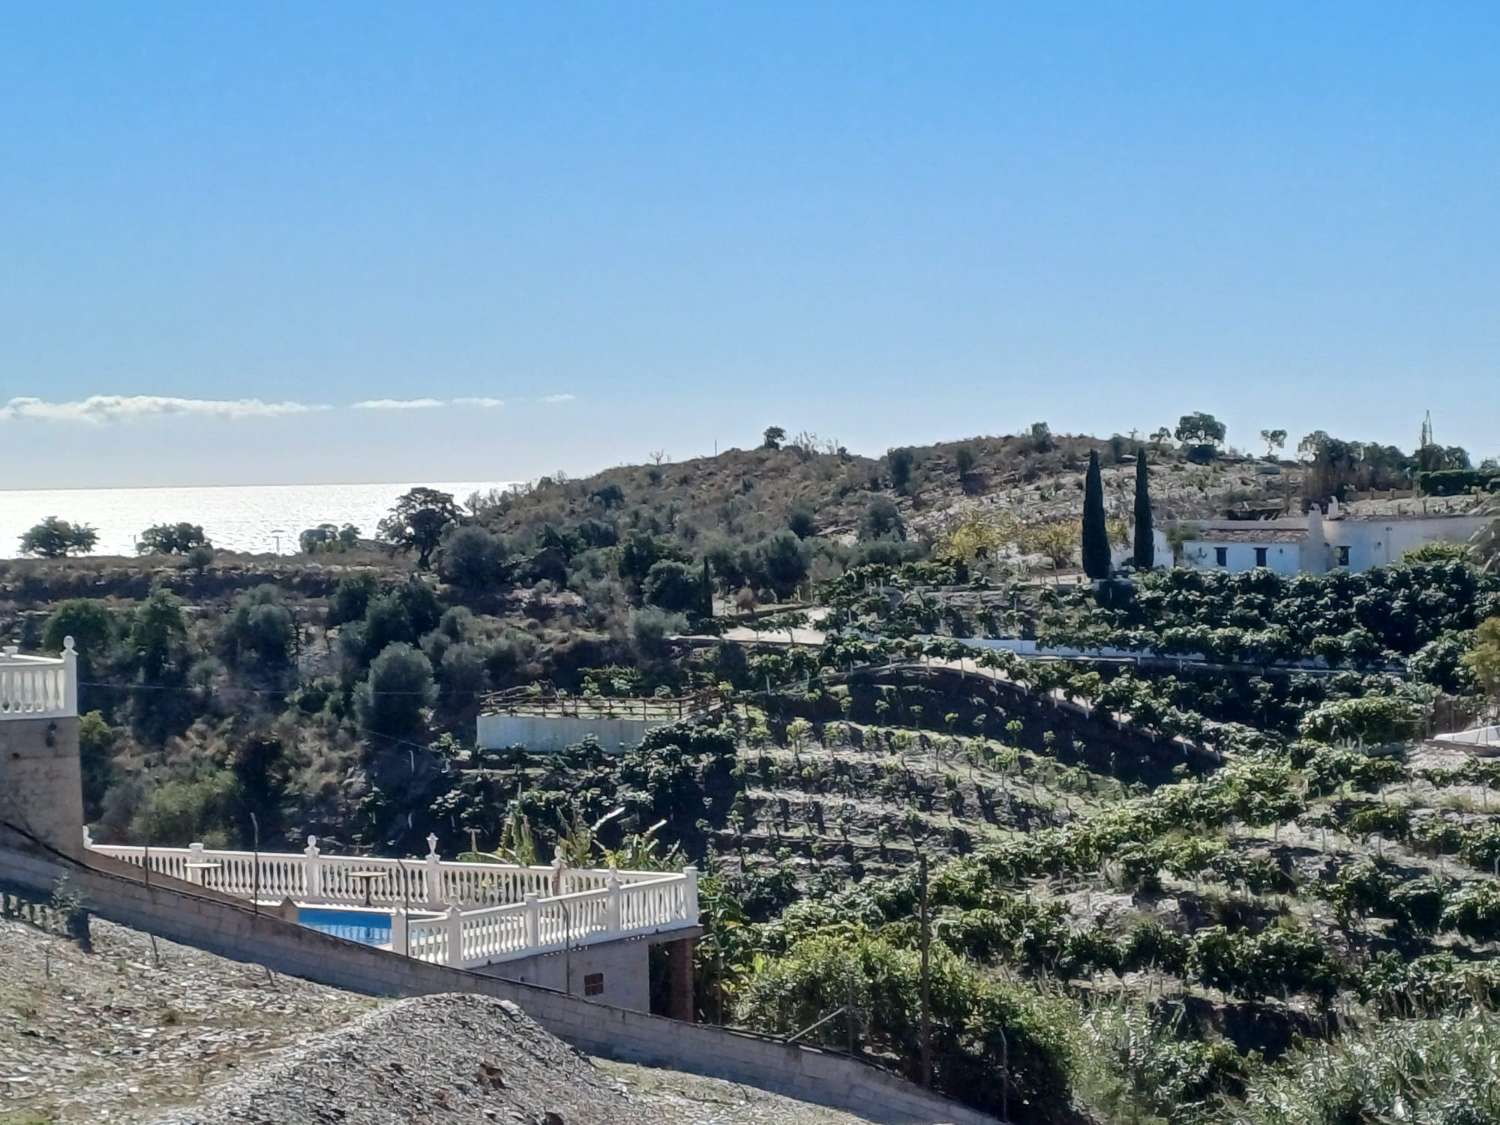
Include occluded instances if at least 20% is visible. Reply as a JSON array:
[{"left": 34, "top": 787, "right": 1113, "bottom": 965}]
[{"left": 2, "top": 2, "right": 1497, "bottom": 488}]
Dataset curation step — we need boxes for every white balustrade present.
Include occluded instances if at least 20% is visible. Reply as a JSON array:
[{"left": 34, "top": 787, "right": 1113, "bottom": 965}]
[
  {"left": 84, "top": 830, "right": 700, "bottom": 969},
  {"left": 0, "top": 638, "right": 77, "bottom": 719}
]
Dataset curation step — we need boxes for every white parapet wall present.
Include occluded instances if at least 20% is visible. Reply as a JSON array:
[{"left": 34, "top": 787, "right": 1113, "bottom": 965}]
[
  {"left": 476, "top": 712, "right": 662, "bottom": 754},
  {"left": 85, "top": 831, "right": 699, "bottom": 971}
]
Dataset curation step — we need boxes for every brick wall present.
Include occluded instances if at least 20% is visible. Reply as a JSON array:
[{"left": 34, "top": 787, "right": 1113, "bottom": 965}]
[{"left": 0, "top": 834, "right": 996, "bottom": 1125}]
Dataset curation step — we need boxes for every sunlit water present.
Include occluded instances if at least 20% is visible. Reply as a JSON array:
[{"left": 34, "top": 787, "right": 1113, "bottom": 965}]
[{"left": 0, "top": 481, "right": 512, "bottom": 558}]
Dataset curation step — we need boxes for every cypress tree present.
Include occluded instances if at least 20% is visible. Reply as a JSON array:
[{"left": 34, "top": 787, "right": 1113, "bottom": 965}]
[
  {"left": 1133, "top": 446, "right": 1154, "bottom": 570},
  {"left": 1081, "top": 450, "right": 1112, "bottom": 580},
  {"left": 699, "top": 557, "right": 714, "bottom": 620}
]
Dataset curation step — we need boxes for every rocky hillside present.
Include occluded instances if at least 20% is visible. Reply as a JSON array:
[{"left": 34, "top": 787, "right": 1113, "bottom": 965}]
[{"left": 0, "top": 913, "right": 864, "bottom": 1125}]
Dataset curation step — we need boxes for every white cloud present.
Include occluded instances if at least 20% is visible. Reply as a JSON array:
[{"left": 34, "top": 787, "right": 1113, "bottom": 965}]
[
  {"left": 351, "top": 398, "right": 446, "bottom": 410},
  {"left": 0, "top": 395, "right": 328, "bottom": 423},
  {"left": 452, "top": 397, "right": 505, "bottom": 408},
  {"left": 541, "top": 393, "right": 576, "bottom": 404}
]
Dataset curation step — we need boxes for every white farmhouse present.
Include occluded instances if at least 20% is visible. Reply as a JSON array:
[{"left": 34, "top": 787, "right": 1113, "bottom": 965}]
[{"left": 1178, "top": 500, "right": 1486, "bottom": 575}]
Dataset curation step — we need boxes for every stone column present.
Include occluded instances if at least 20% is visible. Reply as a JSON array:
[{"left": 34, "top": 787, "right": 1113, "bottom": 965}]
[
  {"left": 667, "top": 936, "right": 696, "bottom": 1022},
  {"left": 303, "top": 836, "right": 322, "bottom": 901}
]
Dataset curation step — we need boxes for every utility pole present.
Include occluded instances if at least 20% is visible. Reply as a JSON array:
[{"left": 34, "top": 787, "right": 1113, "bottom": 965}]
[{"left": 918, "top": 853, "right": 932, "bottom": 1088}]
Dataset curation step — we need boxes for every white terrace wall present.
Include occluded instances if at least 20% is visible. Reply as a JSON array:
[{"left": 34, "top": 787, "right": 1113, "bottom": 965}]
[
  {"left": 0, "top": 835, "right": 995, "bottom": 1125},
  {"left": 476, "top": 713, "right": 661, "bottom": 754}
]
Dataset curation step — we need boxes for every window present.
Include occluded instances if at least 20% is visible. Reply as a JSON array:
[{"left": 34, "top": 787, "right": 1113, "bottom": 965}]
[
  {"left": 584, "top": 972, "right": 604, "bottom": 997},
  {"left": 1335, "top": 545, "right": 1350, "bottom": 568},
  {"left": 1214, "top": 547, "right": 1228, "bottom": 567},
  {"left": 1254, "top": 547, "right": 1268, "bottom": 568}
]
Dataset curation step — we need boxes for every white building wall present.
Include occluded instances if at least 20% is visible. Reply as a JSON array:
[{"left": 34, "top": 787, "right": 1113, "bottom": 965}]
[{"left": 1180, "top": 540, "right": 1302, "bottom": 575}]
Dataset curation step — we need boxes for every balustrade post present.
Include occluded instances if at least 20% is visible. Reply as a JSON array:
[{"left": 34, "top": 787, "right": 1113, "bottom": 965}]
[
  {"left": 683, "top": 866, "right": 700, "bottom": 923},
  {"left": 550, "top": 854, "right": 567, "bottom": 896},
  {"left": 188, "top": 842, "right": 206, "bottom": 885},
  {"left": 390, "top": 910, "right": 409, "bottom": 957},
  {"left": 445, "top": 905, "right": 465, "bottom": 967},
  {"left": 605, "top": 872, "right": 622, "bottom": 933},
  {"left": 61, "top": 636, "right": 78, "bottom": 716},
  {"left": 304, "top": 835, "right": 323, "bottom": 901},
  {"left": 424, "top": 833, "right": 443, "bottom": 908},
  {"left": 524, "top": 893, "right": 541, "bottom": 948}
]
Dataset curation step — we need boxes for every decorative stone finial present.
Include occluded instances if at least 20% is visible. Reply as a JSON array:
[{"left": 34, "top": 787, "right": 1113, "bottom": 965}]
[
  {"left": 307, "top": 834, "right": 318, "bottom": 848},
  {"left": 63, "top": 636, "right": 76, "bottom": 652},
  {"left": 426, "top": 833, "right": 439, "bottom": 857}
]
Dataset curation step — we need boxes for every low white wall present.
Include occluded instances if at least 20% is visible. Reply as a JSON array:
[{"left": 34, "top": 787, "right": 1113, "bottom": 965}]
[{"left": 477, "top": 713, "right": 661, "bottom": 754}]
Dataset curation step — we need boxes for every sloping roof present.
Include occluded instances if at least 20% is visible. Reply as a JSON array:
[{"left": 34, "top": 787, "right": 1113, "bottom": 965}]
[{"left": 1190, "top": 529, "right": 1306, "bottom": 544}]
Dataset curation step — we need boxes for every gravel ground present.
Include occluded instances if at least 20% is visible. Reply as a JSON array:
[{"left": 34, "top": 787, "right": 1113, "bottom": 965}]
[
  {"left": 0, "top": 913, "right": 375, "bottom": 1124},
  {"left": 2, "top": 915, "right": 866, "bottom": 1125}
]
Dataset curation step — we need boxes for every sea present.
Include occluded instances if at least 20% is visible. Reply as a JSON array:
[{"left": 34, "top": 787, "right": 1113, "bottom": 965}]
[{"left": 0, "top": 481, "right": 513, "bottom": 559}]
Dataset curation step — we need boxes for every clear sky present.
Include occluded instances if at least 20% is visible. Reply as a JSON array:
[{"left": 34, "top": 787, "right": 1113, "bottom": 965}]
[{"left": 2, "top": 2, "right": 1497, "bottom": 489}]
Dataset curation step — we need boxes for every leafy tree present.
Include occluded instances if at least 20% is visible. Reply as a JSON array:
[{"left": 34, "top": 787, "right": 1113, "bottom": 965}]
[
  {"left": 1082, "top": 450, "right": 1112, "bottom": 580},
  {"left": 137, "top": 522, "right": 210, "bottom": 555},
  {"left": 1174, "top": 412, "right": 1226, "bottom": 448},
  {"left": 1466, "top": 617, "right": 1500, "bottom": 702},
  {"left": 757, "top": 531, "right": 810, "bottom": 599},
  {"left": 1260, "top": 428, "right": 1288, "bottom": 458},
  {"left": 886, "top": 447, "right": 916, "bottom": 494},
  {"left": 954, "top": 444, "right": 977, "bottom": 485},
  {"left": 762, "top": 426, "right": 786, "bottom": 450},
  {"left": 221, "top": 585, "right": 295, "bottom": 671},
  {"left": 699, "top": 557, "right": 715, "bottom": 620},
  {"left": 590, "top": 482, "right": 625, "bottom": 509},
  {"left": 437, "top": 525, "right": 508, "bottom": 592},
  {"left": 1132, "top": 446, "right": 1154, "bottom": 570},
  {"left": 329, "top": 573, "right": 379, "bottom": 626},
  {"left": 377, "top": 487, "right": 462, "bottom": 568},
  {"left": 1028, "top": 421, "right": 1056, "bottom": 453},
  {"left": 860, "top": 497, "right": 905, "bottom": 542},
  {"left": 20, "top": 516, "right": 98, "bottom": 558},
  {"left": 786, "top": 503, "right": 817, "bottom": 539},
  {"left": 300, "top": 523, "right": 360, "bottom": 553},
  {"left": 42, "top": 600, "right": 114, "bottom": 661},
  {"left": 643, "top": 559, "right": 701, "bottom": 614},
  {"left": 1022, "top": 520, "right": 1077, "bottom": 575},
  {"left": 353, "top": 642, "right": 436, "bottom": 742}
]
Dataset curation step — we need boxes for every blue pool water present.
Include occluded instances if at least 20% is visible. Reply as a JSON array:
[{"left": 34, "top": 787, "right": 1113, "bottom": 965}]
[{"left": 298, "top": 907, "right": 392, "bottom": 946}]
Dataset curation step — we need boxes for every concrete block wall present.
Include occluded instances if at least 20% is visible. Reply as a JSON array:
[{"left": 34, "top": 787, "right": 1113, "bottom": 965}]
[
  {"left": 0, "top": 835, "right": 996, "bottom": 1125},
  {"left": 0, "top": 716, "right": 82, "bottom": 856}
]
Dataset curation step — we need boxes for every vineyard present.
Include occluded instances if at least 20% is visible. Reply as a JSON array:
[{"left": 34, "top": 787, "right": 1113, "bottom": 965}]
[{"left": 445, "top": 554, "right": 1500, "bottom": 1124}]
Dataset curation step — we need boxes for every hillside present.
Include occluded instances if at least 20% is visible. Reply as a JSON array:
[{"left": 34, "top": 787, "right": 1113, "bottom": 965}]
[{"left": 0, "top": 913, "right": 864, "bottom": 1125}]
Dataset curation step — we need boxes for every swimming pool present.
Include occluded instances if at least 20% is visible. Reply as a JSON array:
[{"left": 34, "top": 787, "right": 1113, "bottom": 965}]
[{"left": 297, "top": 907, "right": 392, "bottom": 946}]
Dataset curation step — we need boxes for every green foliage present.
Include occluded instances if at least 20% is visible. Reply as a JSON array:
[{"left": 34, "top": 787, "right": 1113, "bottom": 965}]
[
  {"left": 299, "top": 522, "right": 361, "bottom": 553},
  {"left": 886, "top": 447, "right": 916, "bottom": 493},
  {"left": 437, "top": 525, "right": 508, "bottom": 591},
  {"left": 1417, "top": 467, "right": 1500, "bottom": 496},
  {"left": 1174, "top": 412, "right": 1226, "bottom": 448},
  {"left": 1465, "top": 616, "right": 1500, "bottom": 701},
  {"left": 377, "top": 487, "right": 462, "bottom": 568},
  {"left": 643, "top": 559, "right": 701, "bottom": 614},
  {"left": 1236, "top": 1009, "right": 1500, "bottom": 1125},
  {"left": 42, "top": 600, "right": 114, "bottom": 658},
  {"left": 221, "top": 585, "right": 295, "bottom": 671},
  {"left": 1299, "top": 696, "right": 1421, "bottom": 746},
  {"left": 736, "top": 928, "right": 1075, "bottom": 1122},
  {"left": 19, "top": 516, "right": 98, "bottom": 558},
  {"left": 353, "top": 642, "right": 436, "bottom": 743},
  {"left": 137, "top": 522, "right": 210, "bottom": 555},
  {"left": 1132, "top": 446, "right": 1154, "bottom": 570},
  {"left": 761, "top": 425, "right": 785, "bottom": 450},
  {"left": 1082, "top": 450, "right": 1111, "bottom": 580}
]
